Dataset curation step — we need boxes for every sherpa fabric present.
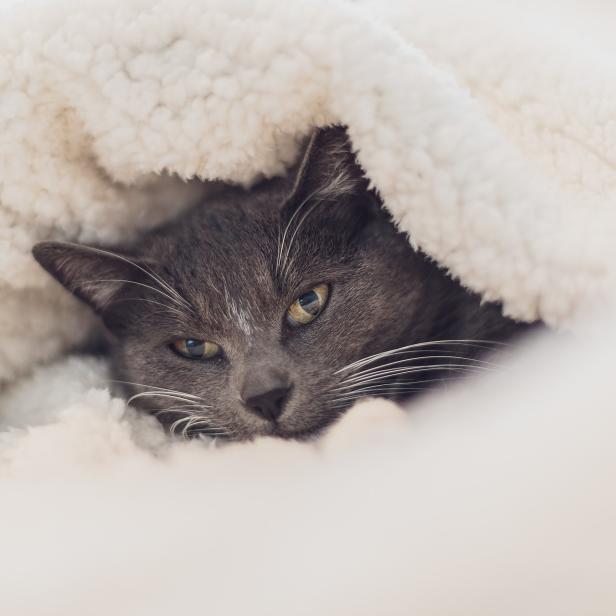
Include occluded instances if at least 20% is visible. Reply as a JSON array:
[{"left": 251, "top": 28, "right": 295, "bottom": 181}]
[{"left": 1, "top": 0, "right": 615, "bottom": 614}]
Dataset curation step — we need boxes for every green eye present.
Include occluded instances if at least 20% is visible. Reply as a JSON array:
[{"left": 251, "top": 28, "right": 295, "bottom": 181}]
[
  {"left": 171, "top": 338, "right": 221, "bottom": 360},
  {"left": 287, "top": 283, "right": 329, "bottom": 326}
]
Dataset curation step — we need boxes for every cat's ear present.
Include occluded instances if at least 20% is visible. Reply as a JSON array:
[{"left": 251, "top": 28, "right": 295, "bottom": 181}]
[
  {"left": 32, "top": 241, "right": 149, "bottom": 314},
  {"left": 286, "top": 125, "right": 368, "bottom": 206}
]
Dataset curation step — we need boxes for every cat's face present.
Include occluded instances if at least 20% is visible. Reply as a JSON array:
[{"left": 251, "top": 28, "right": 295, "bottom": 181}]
[{"left": 33, "top": 127, "right": 520, "bottom": 440}]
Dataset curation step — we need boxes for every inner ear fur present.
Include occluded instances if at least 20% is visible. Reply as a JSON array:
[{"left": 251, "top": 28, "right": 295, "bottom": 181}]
[
  {"left": 32, "top": 241, "right": 152, "bottom": 314},
  {"left": 280, "top": 125, "right": 382, "bottom": 238},
  {"left": 285, "top": 125, "right": 369, "bottom": 209}
]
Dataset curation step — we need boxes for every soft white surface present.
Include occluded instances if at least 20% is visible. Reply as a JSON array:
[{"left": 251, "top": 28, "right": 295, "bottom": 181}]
[
  {"left": 1, "top": 0, "right": 615, "bottom": 613},
  {"left": 2, "top": 327, "right": 616, "bottom": 615}
]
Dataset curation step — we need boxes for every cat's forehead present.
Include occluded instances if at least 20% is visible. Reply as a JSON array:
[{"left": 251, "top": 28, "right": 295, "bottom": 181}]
[
  {"left": 160, "top": 191, "right": 279, "bottom": 259},
  {"left": 142, "top": 177, "right": 364, "bottom": 333},
  {"left": 146, "top": 197, "right": 282, "bottom": 326}
]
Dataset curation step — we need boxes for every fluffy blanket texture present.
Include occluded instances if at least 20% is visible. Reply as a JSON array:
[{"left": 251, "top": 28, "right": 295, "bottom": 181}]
[{"left": 1, "top": 0, "right": 616, "bottom": 613}]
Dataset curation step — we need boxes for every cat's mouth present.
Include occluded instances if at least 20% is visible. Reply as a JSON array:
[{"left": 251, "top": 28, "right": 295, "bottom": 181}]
[
  {"left": 148, "top": 373, "right": 452, "bottom": 442},
  {"left": 151, "top": 357, "right": 496, "bottom": 442}
]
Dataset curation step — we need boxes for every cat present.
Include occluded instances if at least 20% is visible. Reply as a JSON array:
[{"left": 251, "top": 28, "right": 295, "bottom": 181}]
[{"left": 33, "top": 126, "right": 532, "bottom": 441}]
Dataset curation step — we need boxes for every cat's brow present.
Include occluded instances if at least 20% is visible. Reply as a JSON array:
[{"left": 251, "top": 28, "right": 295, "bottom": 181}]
[{"left": 223, "top": 280, "right": 253, "bottom": 335}]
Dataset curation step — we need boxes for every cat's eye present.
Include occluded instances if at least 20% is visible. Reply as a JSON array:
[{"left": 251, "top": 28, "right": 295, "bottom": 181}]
[
  {"left": 287, "top": 283, "right": 329, "bottom": 326},
  {"left": 171, "top": 338, "right": 221, "bottom": 360}
]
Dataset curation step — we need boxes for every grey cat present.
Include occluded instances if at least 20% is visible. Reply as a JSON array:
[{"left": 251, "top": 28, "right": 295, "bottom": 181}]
[{"left": 33, "top": 127, "right": 531, "bottom": 441}]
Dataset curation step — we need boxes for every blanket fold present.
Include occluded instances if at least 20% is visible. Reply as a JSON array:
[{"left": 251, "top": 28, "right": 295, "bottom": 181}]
[{"left": 1, "top": 1, "right": 615, "bottom": 613}]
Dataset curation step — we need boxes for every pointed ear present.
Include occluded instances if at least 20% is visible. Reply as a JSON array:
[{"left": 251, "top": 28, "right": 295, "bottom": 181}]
[
  {"left": 287, "top": 125, "right": 368, "bottom": 206},
  {"left": 32, "top": 241, "right": 149, "bottom": 314}
]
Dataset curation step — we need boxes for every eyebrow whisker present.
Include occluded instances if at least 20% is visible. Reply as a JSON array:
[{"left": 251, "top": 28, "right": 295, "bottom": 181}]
[
  {"left": 64, "top": 243, "right": 195, "bottom": 313},
  {"left": 77, "top": 279, "right": 191, "bottom": 317},
  {"left": 276, "top": 186, "right": 323, "bottom": 279}
]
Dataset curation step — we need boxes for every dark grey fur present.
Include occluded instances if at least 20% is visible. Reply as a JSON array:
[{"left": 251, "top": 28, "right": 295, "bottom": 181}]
[{"left": 33, "top": 127, "right": 532, "bottom": 440}]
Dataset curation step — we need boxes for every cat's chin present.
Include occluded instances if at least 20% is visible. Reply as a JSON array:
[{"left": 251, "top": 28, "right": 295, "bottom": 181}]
[
  {"left": 270, "top": 426, "right": 326, "bottom": 442},
  {"left": 265, "top": 416, "right": 342, "bottom": 442}
]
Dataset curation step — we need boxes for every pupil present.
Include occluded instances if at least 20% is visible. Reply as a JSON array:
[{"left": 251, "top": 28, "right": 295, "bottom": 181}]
[
  {"left": 299, "top": 291, "right": 320, "bottom": 315},
  {"left": 186, "top": 339, "right": 204, "bottom": 355}
]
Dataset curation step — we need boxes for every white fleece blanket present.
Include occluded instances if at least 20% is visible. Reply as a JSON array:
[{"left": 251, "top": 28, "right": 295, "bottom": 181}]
[{"left": 1, "top": 0, "right": 616, "bottom": 613}]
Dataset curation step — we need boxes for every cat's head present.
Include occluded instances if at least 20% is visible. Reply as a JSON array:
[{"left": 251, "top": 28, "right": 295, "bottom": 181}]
[{"left": 32, "top": 127, "right": 467, "bottom": 440}]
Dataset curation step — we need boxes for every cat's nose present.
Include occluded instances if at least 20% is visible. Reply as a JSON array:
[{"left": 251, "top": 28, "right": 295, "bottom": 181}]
[
  {"left": 240, "top": 369, "right": 291, "bottom": 422},
  {"left": 243, "top": 387, "right": 290, "bottom": 422}
]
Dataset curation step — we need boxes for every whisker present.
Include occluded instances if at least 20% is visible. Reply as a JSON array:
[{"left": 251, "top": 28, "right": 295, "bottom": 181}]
[
  {"left": 183, "top": 418, "right": 234, "bottom": 439},
  {"left": 108, "top": 380, "right": 204, "bottom": 401},
  {"left": 77, "top": 279, "right": 190, "bottom": 316},
  {"left": 328, "top": 377, "right": 453, "bottom": 399},
  {"left": 108, "top": 380, "right": 234, "bottom": 438},
  {"left": 276, "top": 186, "right": 323, "bottom": 278},
  {"left": 108, "top": 297, "right": 187, "bottom": 318},
  {"left": 142, "top": 263, "right": 194, "bottom": 312},
  {"left": 334, "top": 340, "right": 505, "bottom": 375},
  {"left": 152, "top": 405, "right": 208, "bottom": 415},
  {"left": 170, "top": 415, "right": 192, "bottom": 435},
  {"left": 170, "top": 414, "right": 236, "bottom": 439},
  {"left": 331, "top": 364, "right": 489, "bottom": 392},
  {"left": 66, "top": 243, "right": 195, "bottom": 313},
  {"left": 279, "top": 197, "right": 324, "bottom": 279},
  {"left": 155, "top": 404, "right": 237, "bottom": 430},
  {"left": 344, "top": 354, "right": 500, "bottom": 381},
  {"left": 276, "top": 189, "right": 315, "bottom": 275},
  {"left": 127, "top": 391, "right": 205, "bottom": 406},
  {"left": 330, "top": 385, "right": 425, "bottom": 402},
  {"left": 328, "top": 375, "right": 465, "bottom": 408},
  {"left": 334, "top": 366, "right": 487, "bottom": 390},
  {"left": 275, "top": 130, "right": 319, "bottom": 275},
  {"left": 192, "top": 429, "right": 232, "bottom": 438}
]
